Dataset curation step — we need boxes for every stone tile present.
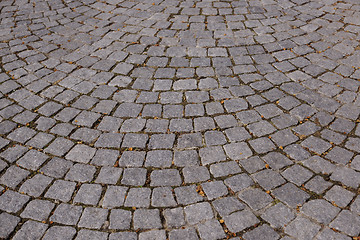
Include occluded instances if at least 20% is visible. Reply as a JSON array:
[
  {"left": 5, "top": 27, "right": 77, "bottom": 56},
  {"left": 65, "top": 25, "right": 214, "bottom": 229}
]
[
  {"left": 12, "top": 220, "right": 48, "bottom": 240},
  {"left": 329, "top": 210, "right": 360, "bottom": 236},
  {"left": 50, "top": 203, "right": 83, "bottom": 225},
  {"left": 272, "top": 183, "right": 310, "bottom": 208},
  {"left": 301, "top": 199, "right": 340, "bottom": 224},
  {"left": 224, "top": 210, "right": 259, "bottom": 233},
  {"left": 284, "top": 217, "right": 321, "bottom": 240},
  {"left": 0, "top": 212, "right": 20, "bottom": 239},
  {"left": 184, "top": 202, "right": 214, "bottom": 225},
  {"left": 78, "top": 207, "right": 108, "bottom": 229},
  {"left": 261, "top": 203, "right": 295, "bottom": 228},
  {"left": 133, "top": 209, "right": 162, "bottom": 230},
  {"left": 20, "top": 199, "right": 55, "bottom": 221}
]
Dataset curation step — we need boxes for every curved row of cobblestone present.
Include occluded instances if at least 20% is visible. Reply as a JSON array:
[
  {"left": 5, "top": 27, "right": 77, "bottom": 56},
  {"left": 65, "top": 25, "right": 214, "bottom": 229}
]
[{"left": 0, "top": 0, "right": 360, "bottom": 239}]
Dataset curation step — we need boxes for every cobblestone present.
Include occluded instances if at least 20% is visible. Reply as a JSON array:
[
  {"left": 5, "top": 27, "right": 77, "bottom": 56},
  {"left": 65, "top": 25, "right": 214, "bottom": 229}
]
[{"left": 1, "top": 0, "right": 360, "bottom": 238}]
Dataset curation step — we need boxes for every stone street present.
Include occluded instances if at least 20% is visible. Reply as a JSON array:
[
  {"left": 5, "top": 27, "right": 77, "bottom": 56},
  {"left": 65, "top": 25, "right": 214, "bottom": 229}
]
[{"left": 0, "top": 0, "right": 360, "bottom": 239}]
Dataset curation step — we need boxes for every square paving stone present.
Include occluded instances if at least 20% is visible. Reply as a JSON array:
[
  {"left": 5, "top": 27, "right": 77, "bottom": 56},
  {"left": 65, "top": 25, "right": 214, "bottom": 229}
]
[
  {"left": 330, "top": 166, "right": 360, "bottom": 188},
  {"left": 91, "top": 149, "right": 119, "bottom": 167},
  {"left": 197, "top": 219, "right": 226, "bottom": 240},
  {"left": 0, "top": 165, "right": 29, "bottom": 188},
  {"left": 95, "top": 167, "right": 122, "bottom": 185},
  {"left": 121, "top": 168, "right": 147, "bottom": 186},
  {"left": 122, "top": 133, "right": 149, "bottom": 148},
  {"left": 173, "top": 150, "right": 199, "bottom": 167},
  {"left": 0, "top": 212, "right": 20, "bottom": 238},
  {"left": 351, "top": 196, "right": 360, "bottom": 215},
  {"left": 75, "top": 229, "right": 108, "bottom": 240},
  {"left": 94, "top": 133, "right": 123, "bottom": 148},
  {"left": 17, "top": 149, "right": 49, "bottom": 170},
  {"left": 302, "top": 155, "right": 337, "bottom": 175},
  {"left": 45, "top": 180, "right": 76, "bottom": 202},
  {"left": 270, "top": 129, "right": 298, "bottom": 147},
  {"left": 224, "top": 99, "right": 248, "bottom": 112},
  {"left": 261, "top": 152, "right": 293, "bottom": 170},
  {"left": 169, "top": 119, "right": 193, "bottom": 132},
  {"left": 145, "top": 119, "right": 169, "bottom": 133},
  {"left": 320, "top": 129, "right": 346, "bottom": 144},
  {"left": 243, "top": 224, "right": 280, "bottom": 240},
  {"left": 201, "top": 181, "right": 228, "bottom": 200},
  {"left": 281, "top": 164, "right": 313, "bottom": 186},
  {"left": 271, "top": 114, "right": 298, "bottom": 129},
  {"left": 214, "top": 114, "right": 237, "bottom": 128},
  {"left": 224, "top": 210, "right": 259, "bottom": 233},
  {"left": 330, "top": 118, "right": 355, "bottom": 134},
  {"left": 212, "top": 196, "right": 245, "bottom": 217},
  {"left": 247, "top": 121, "right": 276, "bottom": 137},
  {"left": 174, "top": 185, "right": 204, "bottom": 205},
  {"left": 316, "top": 228, "right": 353, "bottom": 240},
  {"left": 301, "top": 136, "right": 331, "bottom": 155},
  {"left": 40, "top": 157, "right": 73, "bottom": 178},
  {"left": 50, "top": 203, "right": 83, "bottom": 225},
  {"left": 102, "top": 186, "right": 128, "bottom": 208},
  {"left": 42, "top": 226, "right": 76, "bottom": 240},
  {"left": 44, "top": 137, "right": 74, "bottom": 157},
  {"left": 109, "top": 232, "right": 137, "bottom": 240},
  {"left": 163, "top": 207, "right": 186, "bottom": 228},
  {"left": 139, "top": 230, "right": 166, "bottom": 240},
  {"left": 65, "top": 144, "right": 96, "bottom": 164},
  {"left": 272, "top": 183, "right": 310, "bottom": 208},
  {"left": 223, "top": 142, "right": 253, "bottom": 160},
  {"left": 204, "top": 131, "right": 227, "bottom": 146},
  {"left": 109, "top": 209, "right": 132, "bottom": 230},
  {"left": 177, "top": 133, "right": 203, "bottom": 149},
  {"left": 239, "top": 188, "right": 273, "bottom": 211},
  {"left": 209, "top": 161, "right": 242, "bottom": 178},
  {"left": 261, "top": 202, "right": 295, "bottom": 228},
  {"left": 255, "top": 104, "right": 282, "bottom": 119},
  {"left": 284, "top": 217, "right": 321, "bottom": 240},
  {"left": 97, "top": 116, "right": 123, "bottom": 132},
  {"left": 169, "top": 228, "right": 199, "bottom": 240},
  {"left": 73, "top": 111, "right": 100, "bottom": 127},
  {"left": 236, "top": 110, "right": 261, "bottom": 124},
  {"left": 70, "top": 128, "right": 101, "bottom": 144},
  {"left": 199, "top": 146, "right": 227, "bottom": 165},
  {"left": 78, "top": 207, "right": 108, "bottom": 229},
  {"left": 20, "top": 199, "right": 55, "bottom": 221},
  {"left": 7, "top": 126, "right": 36, "bottom": 143},
  {"left": 151, "top": 169, "right": 182, "bottom": 186},
  {"left": 65, "top": 163, "right": 96, "bottom": 182},
  {"left": 194, "top": 117, "right": 216, "bottom": 131},
  {"left": 120, "top": 119, "right": 146, "bottom": 132},
  {"left": 145, "top": 150, "right": 173, "bottom": 168},
  {"left": 324, "top": 185, "right": 355, "bottom": 208},
  {"left": 252, "top": 169, "right": 286, "bottom": 190},
  {"left": 124, "top": 187, "right": 151, "bottom": 208},
  {"left": 133, "top": 209, "right": 162, "bottom": 230},
  {"left": 239, "top": 156, "right": 266, "bottom": 174},
  {"left": 12, "top": 220, "right": 48, "bottom": 240},
  {"left": 26, "top": 132, "right": 54, "bottom": 149},
  {"left": 74, "top": 184, "right": 102, "bottom": 205},
  {"left": 184, "top": 202, "right": 214, "bottom": 225},
  {"left": 300, "top": 199, "right": 340, "bottom": 224},
  {"left": 183, "top": 166, "right": 210, "bottom": 183},
  {"left": 325, "top": 146, "right": 354, "bottom": 165},
  {"left": 119, "top": 151, "right": 145, "bottom": 167},
  {"left": 224, "top": 174, "right": 254, "bottom": 192},
  {"left": 151, "top": 187, "right": 177, "bottom": 207},
  {"left": 304, "top": 176, "right": 332, "bottom": 194},
  {"left": 249, "top": 138, "right": 276, "bottom": 154}
]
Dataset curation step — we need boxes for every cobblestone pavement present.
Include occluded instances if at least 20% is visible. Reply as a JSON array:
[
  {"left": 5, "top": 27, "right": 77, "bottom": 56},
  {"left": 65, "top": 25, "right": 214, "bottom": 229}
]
[{"left": 0, "top": 0, "right": 360, "bottom": 239}]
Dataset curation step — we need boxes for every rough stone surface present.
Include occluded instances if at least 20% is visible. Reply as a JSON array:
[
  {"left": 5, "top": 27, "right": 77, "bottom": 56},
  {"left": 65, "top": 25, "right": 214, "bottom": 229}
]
[{"left": 1, "top": 0, "right": 359, "bottom": 237}]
